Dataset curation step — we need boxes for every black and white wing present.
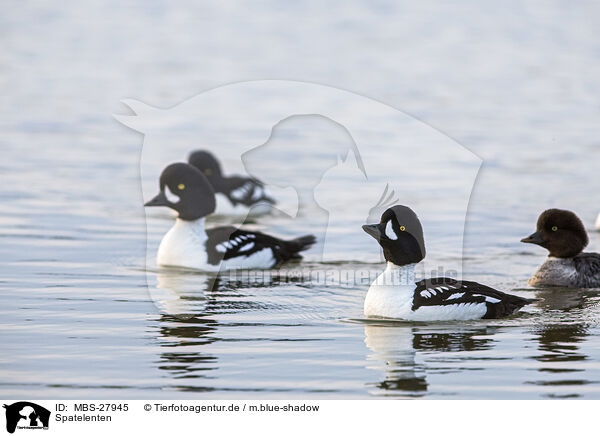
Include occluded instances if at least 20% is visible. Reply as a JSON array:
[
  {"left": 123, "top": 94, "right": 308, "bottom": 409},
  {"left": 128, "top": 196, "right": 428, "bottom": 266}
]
[
  {"left": 226, "top": 177, "right": 275, "bottom": 207},
  {"left": 413, "top": 278, "right": 535, "bottom": 319},
  {"left": 573, "top": 253, "right": 600, "bottom": 287},
  {"left": 205, "top": 226, "right": 315, "bottom": 267}
]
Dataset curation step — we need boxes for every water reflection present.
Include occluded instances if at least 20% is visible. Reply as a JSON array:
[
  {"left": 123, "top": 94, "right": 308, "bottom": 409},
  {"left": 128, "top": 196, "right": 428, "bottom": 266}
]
[
  {"left": 151, "top": 272, "right": 228, "bottom": 391},
  {"left": 533, "top": 323, "right": 589, "bottom": 365},
  {"left": 157, "top": 314, "right": 219, "bottom": 381},
  {"left": 526, "top": 288, "right": 600, "bottom": 398},
  {"left": 364, "top": 325, "right": 427, "bottom": 396},
  {"left": 412, "top": 329, "right": 495, "bottom": 353},
  {"left": 143, "top": 268, "right": 600, "bottom": 397},
  {"left": 532, "top": 287, "right": 589, "bottom": 311},
  {"left": 151, "top": 271, "right": 217, "bottom": 315},
  {"left": 151, "top": 269, "right": 290, "bottom": 316},
  {"left": 364, "top": 324, "right": 496, "bottom": 397},
  {"left": 528, "top": 323, "right": 591, "bottom": 399},
  {"left": 151, "top": 269, "right": 319, "bottom": 392}
]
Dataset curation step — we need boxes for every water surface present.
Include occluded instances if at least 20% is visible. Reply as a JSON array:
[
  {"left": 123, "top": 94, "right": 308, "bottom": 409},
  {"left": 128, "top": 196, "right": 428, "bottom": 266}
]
[{"left": 1, "top": 0, "right": 600, "bottom": 399}]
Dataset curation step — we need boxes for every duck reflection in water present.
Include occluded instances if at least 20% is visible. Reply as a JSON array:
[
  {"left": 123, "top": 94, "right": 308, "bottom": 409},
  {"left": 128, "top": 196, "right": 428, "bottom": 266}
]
[
  {"left": 364, "top": 324, "right": 496, "bottom": 397},
  {"left": 364, "top": 325, "right": 427, "bottom": 396},
  {"left": 533, "top": 323, "right": 589, "bottom": 365},
  {"left": 151, "top": 268, "right": 317, "bottom": 392},
  {"left": 527, "top": 286, "right": 597, "bottom": 398},
  {"left": 157, "top": 313, "right": 220, "bottom": 385},
  {"left": 527, "top": 283, "right": 600, "bottom": 314},
  {"left": 151, "top": 269, "right": 293, "bottom": 317},
  {"left": 527, "top": 323, "right": 591, "bottom": 399},
  {"left": 152, "top": 272, "right": 221, "bottom": 387},
  {"left": 152, "top": 271, "right": 283, "bottom": 390}
]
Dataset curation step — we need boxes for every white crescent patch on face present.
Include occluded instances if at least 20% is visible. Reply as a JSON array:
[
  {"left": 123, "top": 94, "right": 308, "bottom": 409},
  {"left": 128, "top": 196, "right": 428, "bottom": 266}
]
[
  {"left": 385, "top": 220, "right": 397, "bottom": 240},
  {"left": 164, "top": 185, "right": 181, "bottom": 204}
]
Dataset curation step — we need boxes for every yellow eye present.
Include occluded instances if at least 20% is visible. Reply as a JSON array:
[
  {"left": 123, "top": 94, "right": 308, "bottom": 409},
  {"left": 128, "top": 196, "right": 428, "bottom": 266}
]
[
  {"left": 552, "top": 226, "right": 558, "bottom": 232},
  {"left": 399, "top": 226, "right": 406, "bottom": 231},
  {"left": 177, "top": 184, "right": 185, "bottom": 190},
  {"left": 204, "top": 169, "right": 212, "bottom": 176}
]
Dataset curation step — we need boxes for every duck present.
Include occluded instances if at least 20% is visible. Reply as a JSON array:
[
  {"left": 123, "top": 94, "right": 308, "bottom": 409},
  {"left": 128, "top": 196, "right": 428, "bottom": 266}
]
[
  {"left": 521, "top": 209, "right": 600, "bottom": 288},
  {"left": 188, "top": 150, "right": 275, "bottom": 216},
  {"left": 362, "top": 205, "right": 535, "bottom": 321},
  {"left": 145, "top": 163, "right": 315, "bottom": 271}
]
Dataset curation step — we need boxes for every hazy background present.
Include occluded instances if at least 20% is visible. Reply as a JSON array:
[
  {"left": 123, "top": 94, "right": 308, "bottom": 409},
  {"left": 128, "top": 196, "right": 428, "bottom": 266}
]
[{"left": 1, "top": 1, "right": 600, "bottom": 399}]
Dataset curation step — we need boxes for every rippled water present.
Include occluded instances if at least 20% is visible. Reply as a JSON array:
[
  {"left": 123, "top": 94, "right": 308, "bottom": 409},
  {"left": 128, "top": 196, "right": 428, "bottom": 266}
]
[{"left": 2, "top": 1, "right": 600, "bottom": 399}]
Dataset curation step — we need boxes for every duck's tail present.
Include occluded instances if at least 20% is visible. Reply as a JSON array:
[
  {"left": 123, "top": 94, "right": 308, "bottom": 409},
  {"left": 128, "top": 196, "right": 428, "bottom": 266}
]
[
  {"left": 285, "top": 234, "right": 317, "bottom": 257},
  {"left": 483, "top": 295, "right": 537, "bottom": 319},
  {"left": 504, "top": 296, "right": 538, "bottom": 317}
]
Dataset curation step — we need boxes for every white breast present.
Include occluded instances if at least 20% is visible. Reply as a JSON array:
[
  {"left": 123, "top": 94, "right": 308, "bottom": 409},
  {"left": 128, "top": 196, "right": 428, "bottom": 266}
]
[
  {"left": 364, "top": 282, "right": 415, "bottom": 319},
  {"left": 595, "top": 213, "right": 600, "bottom": 230},
  {"left": 364, "top": 263, "right": 417, "bottom": 319},
  {"left": 157, "top": 218, "right": 218, "bottom": 271}
]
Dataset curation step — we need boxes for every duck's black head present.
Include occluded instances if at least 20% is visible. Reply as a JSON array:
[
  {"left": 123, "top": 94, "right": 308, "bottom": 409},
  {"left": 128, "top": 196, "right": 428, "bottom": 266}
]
[
  {"left": 362, "top": 205, "right": 426, "bottom": 266},
  {"left": 188, "top": 150, "right": 224, "bottom": 191},
  {"left": 521, "top": 208, "right": 588, "bottom": 258},
  {"left": 145, "top": 163, "right": 216, "bottom": 220}
]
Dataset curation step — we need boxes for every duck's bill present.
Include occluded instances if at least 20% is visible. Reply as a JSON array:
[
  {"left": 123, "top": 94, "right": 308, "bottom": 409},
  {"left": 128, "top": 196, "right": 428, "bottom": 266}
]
[
  {"left": 362, "top": 224, "right": 382, "bottom": 240},
  {"left": 521, "top": 231, "right": 544, "bottom": 245},
  {"left": 144, "top": 191, "right": 169, "bottom": 207}
]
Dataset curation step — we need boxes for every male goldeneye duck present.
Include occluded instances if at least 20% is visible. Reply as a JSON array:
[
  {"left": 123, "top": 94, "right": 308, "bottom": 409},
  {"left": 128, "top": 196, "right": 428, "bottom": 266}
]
[
  {"left": 521, "top": 209, "right": 600, "bottom": 288},
  {"left": 188, "top": 150, "right": 275, "bottom": 216},
  {"left": 362, "top": 205, "right": 534, "bottom": 321},
  {"left": 145, "top": 163, "right": 315, "bottom": 271}
]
